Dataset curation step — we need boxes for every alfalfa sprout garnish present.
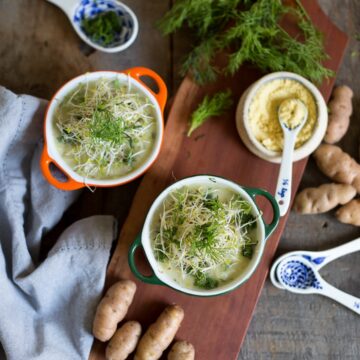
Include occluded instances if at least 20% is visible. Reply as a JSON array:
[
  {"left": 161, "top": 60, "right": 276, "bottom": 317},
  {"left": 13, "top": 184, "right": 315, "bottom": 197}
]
[
  {"left": 54, "top": 77, "right": 156, "bottom": 179},
  {"left": 152, "top": 186, "right": 258, "bottom": 290}
]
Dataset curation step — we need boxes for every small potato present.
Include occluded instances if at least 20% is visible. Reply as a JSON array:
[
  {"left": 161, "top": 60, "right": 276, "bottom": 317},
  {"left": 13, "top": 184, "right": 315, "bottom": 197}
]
[
  {"left": 106, "top": 321, "right": 142, "bottom": 360},
  {"left": 336, "top": 199, "right": 360, "bottom": 226},
  {"left": 324, "top": 85, "right": 353, "bottom": 144},
  {"left": 93, "top": 280, "right": 136, "bottom": 342},
  {"left": 293, "top": 183, "right": 356, "bottom": 214},
  {"left": 135, "top": 305, "right": 184, "bottom": 360},
  {"left": 314, "top": 145, "right": 360, "bottom": 193},
  {"left": 168, "top": 341, "right": 195, "bottom": 360}
]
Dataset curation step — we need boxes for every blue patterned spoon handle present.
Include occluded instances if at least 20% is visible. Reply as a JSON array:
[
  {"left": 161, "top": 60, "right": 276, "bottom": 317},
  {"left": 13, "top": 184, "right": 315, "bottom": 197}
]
[
  {"left": 302, "top": 237, "right": 360, "bottom": 270},
  {"left": 320, "top": 280, "right": 360, "bottom": 315}
]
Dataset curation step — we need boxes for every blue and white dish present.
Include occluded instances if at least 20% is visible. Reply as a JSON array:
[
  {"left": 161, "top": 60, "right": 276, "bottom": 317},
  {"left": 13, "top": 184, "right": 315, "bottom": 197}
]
[
  {"left": 73, "top": 0, "right": 138, "bottom": 50},
  {"left": 271, "top": 240, "right": 360, "bottom": 315},
  {"left": 277, "top": 259, "right": 322, "bottom": 291},
  {"left": 46, "top": 0, "right": 138, "bottom": 53}
]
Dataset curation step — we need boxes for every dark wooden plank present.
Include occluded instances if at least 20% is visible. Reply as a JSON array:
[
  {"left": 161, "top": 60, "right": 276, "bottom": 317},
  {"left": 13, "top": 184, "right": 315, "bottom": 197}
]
[
  {"left": 89, "top": 2, "right": 348, "bottom": 360},
  {"left": 240, "top": 0, "right": 360, "bottom": 358}
]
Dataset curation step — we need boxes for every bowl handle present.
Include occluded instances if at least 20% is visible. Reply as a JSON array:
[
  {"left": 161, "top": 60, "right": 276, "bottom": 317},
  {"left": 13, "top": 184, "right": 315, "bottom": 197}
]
[
  {"left": 124, "top": 67, "right": 168, "bottom": 113},
  {"left": 244, "top": 187, "right": 280, "bottom": 240},
  {"left": 128, "top": 233, "right": 164, "bottom": 285},
  {"left": 40, "top": 144, "right": 85, "bottom": 191}
]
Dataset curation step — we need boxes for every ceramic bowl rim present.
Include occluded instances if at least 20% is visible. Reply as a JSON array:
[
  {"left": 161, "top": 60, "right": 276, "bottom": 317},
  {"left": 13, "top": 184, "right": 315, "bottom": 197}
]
[
  {"left": 139, "top": 175, "right": 267, "bottom": 297},
  {"left": 238, "top": 71, "right": 328, "bottom": 163},
  {"left": 44, "top": 70, "right": 163, "bottom": 186}
]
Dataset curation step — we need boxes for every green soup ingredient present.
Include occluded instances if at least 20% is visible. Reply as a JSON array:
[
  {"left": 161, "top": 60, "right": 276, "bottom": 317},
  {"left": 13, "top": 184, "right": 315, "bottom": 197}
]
[
  {"left": 81, "top": 11, "right": 123, "bottom": 47},
  {"left": 158, "top": 0, "right": 333, "bottom": 85},
  {"left": 152, "top": 186, "right": 258, "bottom": 290},
  {"left": 188, "top": 90, "right": 233, "bottom": 136},
  {"left": 55, "top": 78, "right": 156, "bottom": 179}
]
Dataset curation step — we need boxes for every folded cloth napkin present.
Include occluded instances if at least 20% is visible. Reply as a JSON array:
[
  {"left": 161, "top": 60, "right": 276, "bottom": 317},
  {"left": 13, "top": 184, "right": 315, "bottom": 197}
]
[{"left": 0, "top": 86, "right": 116, "bottom": 360}]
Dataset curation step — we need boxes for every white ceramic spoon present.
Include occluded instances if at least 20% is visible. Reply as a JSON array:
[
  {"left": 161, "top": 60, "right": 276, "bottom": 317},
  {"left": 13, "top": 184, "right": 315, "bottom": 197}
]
[
  {"left": 46, "top": 0, "right": 138, "bottom": 53},
  {"left": 270, "top": 237, "right": 360, "bottom": 289},
  {"left": 276, "top": 254, "right": 360, "bottom": 315},
  {"left": 275, "top": 99, "right": 308, "bottom": 216}
]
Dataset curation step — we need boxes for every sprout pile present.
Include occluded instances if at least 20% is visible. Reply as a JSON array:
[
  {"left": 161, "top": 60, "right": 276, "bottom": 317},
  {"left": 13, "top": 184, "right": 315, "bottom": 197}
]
[
  {"left": 152, "top": 186, "right": 258, "bottom": 290},
  {"left": 55, "top": 78, "right": 156, "bottom": 179}
]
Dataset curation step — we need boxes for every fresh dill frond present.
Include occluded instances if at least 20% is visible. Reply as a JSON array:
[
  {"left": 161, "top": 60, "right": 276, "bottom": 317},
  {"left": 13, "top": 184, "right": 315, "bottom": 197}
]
[
  {"left": 158, "top": 0, "right": 333, "bottom": 85},
  {"left": 187, "top": 90, "right": 233, "bottom": 136}
]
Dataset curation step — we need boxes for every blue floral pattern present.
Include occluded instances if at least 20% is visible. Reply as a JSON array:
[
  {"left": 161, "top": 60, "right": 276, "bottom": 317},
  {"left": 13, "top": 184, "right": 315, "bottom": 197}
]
[
  {"left": 279, "top": 260, "right": 323, "bottom": 290},
  {"left": 73, "top": 0, "right": 135, "bottom": 47},
  {"left": 302, "top": 255, "right": 326, "bottom": 265}
]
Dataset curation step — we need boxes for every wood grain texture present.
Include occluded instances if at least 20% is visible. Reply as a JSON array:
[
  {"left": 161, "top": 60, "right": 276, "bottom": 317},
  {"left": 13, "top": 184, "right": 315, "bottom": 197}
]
[
  {"left": 240, "top": 1, "right": 360, "bottom": 359},
  {"left": 89, "top": 2, "right": 348, "bottom": 360},
  {"left": 0, "top": 0, "right": 358, "bottom": 359}
]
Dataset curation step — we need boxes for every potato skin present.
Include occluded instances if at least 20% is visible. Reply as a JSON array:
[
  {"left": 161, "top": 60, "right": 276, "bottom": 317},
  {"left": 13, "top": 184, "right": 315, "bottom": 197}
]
[
  {"left": 293, "top": 183, "right": 356, "bottom": 214},
  {"left": 134, "top": 305, "right": 184, "bottom": 360},
  {"left": 106, "top": 321, "right": 142, "bottom": 360},
  {"left": 168, "top": 341, "right": 195, "bottom": 360},
  {"left": 336, "top": 199, "right": 360, "bottom": 226},
  {"left": 314, "top": 144, "right": 360, "bottom": 193},
  {"left": 324, "top": 85, "right": 353, "bottom": 144},
  {"left": 93, "top": 280, "right": 137, "bottom": 342}
]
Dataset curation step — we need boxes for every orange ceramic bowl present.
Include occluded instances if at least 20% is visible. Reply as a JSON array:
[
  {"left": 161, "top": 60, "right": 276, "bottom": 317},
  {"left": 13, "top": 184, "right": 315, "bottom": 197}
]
[{"left": 41, "top": 67, "right": 167, "bottom": 190}]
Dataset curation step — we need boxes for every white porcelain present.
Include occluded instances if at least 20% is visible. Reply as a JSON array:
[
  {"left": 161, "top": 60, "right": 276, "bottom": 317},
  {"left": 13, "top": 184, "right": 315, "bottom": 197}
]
[
  {"left": 236, "top": 72, "right": 328, "bottom": 164},
  {"left": 276, "top": 254, "right": 360, "bottom": 315},
  {"left": 275, "top": 100, "right": 308, "bottom": 216},
  {"left": 129, "top": 175, "right": 280, "bottom": 297},
  {"left": 270, "top": 237, "right": 360, "bottom": 290},
  {"left": 42, "top": 70, "right": 165, "bottom": 189},
  {"left": 46, "top": 0, "right": 139, "bottom": 53}
]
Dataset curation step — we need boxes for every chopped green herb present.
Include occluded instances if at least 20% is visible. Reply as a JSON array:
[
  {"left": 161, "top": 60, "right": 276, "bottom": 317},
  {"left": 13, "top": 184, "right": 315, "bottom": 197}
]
[
  {"left": 152, "top": 187, "right": 258, "bottom": 290},
  {"left": 81, "top": 11, "right": 123, "bottom": 47},
  {"left": 194, "top": 272, "right": 219, "bottom": 289},
  {"left": 188, "top": 90, "right": 233, "bottom": 136},
  {"left": 55, "top": 78, "right": 156, "bottom": 179},
  {"left": 158, "top": 0, "right": 333, "bottom": 85}
]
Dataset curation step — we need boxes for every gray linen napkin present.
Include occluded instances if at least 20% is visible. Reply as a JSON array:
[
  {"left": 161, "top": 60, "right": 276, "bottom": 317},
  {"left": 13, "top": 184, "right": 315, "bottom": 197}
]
[{"left": 0, "top": 86, "right": 116, "bottom": 360}]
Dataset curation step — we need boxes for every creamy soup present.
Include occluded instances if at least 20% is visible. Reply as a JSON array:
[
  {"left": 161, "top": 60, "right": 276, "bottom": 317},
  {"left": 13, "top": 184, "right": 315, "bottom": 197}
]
[
  {"left": 53, "top": 78, "right": 157, "bottom": 180},
  {"left": 151, "top": 185, "right": 259, "bottom": 290}
]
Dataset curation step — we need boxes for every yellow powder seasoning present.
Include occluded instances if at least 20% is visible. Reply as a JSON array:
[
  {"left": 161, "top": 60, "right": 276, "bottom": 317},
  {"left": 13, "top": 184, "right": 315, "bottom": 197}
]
[
  {"left": 248, "top": 78, "right": 317, "bottom": 152},
  {"left": 278, "top": 99, "right": 307, "bottom": 129}
]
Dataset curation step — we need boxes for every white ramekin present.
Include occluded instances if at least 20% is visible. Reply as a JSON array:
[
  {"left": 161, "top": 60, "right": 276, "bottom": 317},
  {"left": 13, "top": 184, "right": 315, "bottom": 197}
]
[{"left": 236, "top": 72, "right": 328, "bottom": 164}]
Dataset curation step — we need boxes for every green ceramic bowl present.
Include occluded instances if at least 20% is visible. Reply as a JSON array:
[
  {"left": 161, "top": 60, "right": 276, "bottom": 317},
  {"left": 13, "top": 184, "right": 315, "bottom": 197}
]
[{"left": 128, "top": 175, "right": 280, "bottom": 297}]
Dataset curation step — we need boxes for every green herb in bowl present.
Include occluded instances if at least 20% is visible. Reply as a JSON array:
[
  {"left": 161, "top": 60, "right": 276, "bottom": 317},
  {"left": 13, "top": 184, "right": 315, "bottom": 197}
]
[
  {"left": 54, "top": 78, "right": 156, "bottom": 179},
  {"left": 81, "top": 11, "right": 123, "bottom": 47},
  {"left": 151, "top": 186, "right": 258, "bottom": 290}
]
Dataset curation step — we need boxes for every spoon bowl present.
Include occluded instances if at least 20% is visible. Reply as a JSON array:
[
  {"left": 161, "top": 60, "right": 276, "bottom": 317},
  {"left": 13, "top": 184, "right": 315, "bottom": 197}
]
[
  {"left": 276, "top": 256, "right": 323, "bottom": 294},
  {"left": 47, "top": 0, "right": 138, "bottom": 53},
  {"left": 275, "top": 255, "right": 360, "bottom": 315}
]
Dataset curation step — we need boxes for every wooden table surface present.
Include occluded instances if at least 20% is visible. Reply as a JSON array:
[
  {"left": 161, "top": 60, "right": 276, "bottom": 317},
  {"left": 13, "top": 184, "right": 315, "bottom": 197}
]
[{"left": 0, "top": 1, "right": 359, "bottom": 359}]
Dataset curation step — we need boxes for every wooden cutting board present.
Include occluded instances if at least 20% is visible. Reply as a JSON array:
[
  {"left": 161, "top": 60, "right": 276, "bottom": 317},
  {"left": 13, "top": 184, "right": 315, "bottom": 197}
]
[{"left": 90, "top": 1, "right": 348, "bottom": 359}]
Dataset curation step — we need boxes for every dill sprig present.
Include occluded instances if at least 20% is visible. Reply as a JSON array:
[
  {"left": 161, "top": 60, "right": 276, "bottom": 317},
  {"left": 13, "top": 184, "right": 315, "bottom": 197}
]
[
  {"left": 188, "top": 90, "right": 233, "bottom": 136},
  {"left": 152, "top": 187, "right": 258, "bottom": 290},
  {"left": 55, "top": 78, "right": 156, "bottom": 179},
  {"left": 158, "top": 0, "right": 333, "bottom": 85}
]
